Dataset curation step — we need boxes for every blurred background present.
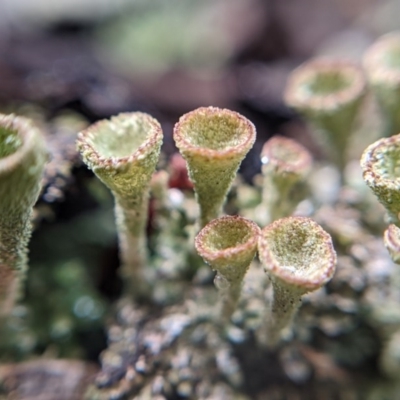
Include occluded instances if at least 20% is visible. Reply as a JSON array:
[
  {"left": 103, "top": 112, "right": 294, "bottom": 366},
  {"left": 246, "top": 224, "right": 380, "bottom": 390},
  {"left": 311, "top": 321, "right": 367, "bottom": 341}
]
[{"left": 0, "top": 0, "right": 396, "bottom": 175}]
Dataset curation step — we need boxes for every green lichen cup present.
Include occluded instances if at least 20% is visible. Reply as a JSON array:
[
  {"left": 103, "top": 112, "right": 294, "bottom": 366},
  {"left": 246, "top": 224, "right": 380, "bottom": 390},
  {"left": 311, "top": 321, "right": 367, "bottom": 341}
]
[
  {"left": 259, "top": 135, "right": 312, "bottom": 224},
  {"left": 363, "top": 32, "right": 400, "bottom": 136},
  {"left": 195, "top": 215, "right": 260, "bottom": 321},
  {"left": 174, "top": 107, "right": 256, "bottom": 228},
  {"left": 77, "top": 112, "right": 163, "bottom": 296},
  {"left": 361, "top": 133, "right": 400, "bottom": 227},
  {"left": 285, "top": 58, "right": 366, "bottom": 176},
  {"left": 0, "top": 114, "right": 47, "bottom": 314},
  {"left": 258, "top": 216, "right": 337, "bottom": 347}
]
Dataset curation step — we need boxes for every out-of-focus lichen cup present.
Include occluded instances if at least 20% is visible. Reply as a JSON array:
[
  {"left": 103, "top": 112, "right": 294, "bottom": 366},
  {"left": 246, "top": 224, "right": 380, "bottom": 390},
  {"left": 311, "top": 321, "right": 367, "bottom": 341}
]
[{"left": 285, "top": 58, "right": 366, "bottom": 177}]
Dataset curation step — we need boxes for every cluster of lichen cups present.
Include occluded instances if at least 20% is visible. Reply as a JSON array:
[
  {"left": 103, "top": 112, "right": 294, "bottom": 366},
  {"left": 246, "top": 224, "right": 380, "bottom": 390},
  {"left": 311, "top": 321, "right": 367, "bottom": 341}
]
[
  {"left": 4, "top": 30, "right": 400, "bottom": 391},
  {"left": 75, "top": 106, "right": 338, "bottom": 348},
  {"left": 0, "top": 105, "right": 338, "bottom": 351},
  {"left": 284, "top": 32, "right": 400, "bottom": 185}
]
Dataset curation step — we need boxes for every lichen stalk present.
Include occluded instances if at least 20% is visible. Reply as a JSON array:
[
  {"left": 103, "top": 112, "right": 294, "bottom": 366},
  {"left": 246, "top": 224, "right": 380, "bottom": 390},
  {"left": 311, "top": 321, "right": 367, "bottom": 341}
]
[
  {"left": 384, "top": 224, "right": 400, "bottom": 264},
  {"left": 260, "top": 136, "right": 312, "bottom": 224},
  {"left": 0, "top": 114, "right": 47, "bottom": 314},
  {"left": 363, "top": 32, "right": 400, "bottom": 136},
  {"left": 258, "top": 217, "right": 337, "bottom": 347},
  {"left": 174, "top": 107, "right": 256, "bottom": 228},
  {"left": 360, "top": 133, "right": 400, "bottom": 227},
  {"left": 284, "top": 58, "right": 366, "bottom": 177},
  {"left": 195, "top": 215, "right": 260, "bottom": 321},
  {"left": 77, "top": 112, "right": 163, "bottom": 295}
]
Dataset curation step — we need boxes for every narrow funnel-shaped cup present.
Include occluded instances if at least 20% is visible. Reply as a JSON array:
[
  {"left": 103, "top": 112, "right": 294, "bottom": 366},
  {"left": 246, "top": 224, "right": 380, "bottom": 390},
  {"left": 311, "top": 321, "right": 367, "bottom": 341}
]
[
  {"left": 195, "top": 215, "right": 260, "bottom": 320},
  {"left": 361, "top": 133, "right": 400, "bottom": 227},
  {"left": 77, "top": 112, "right": 163, "bottom": 294},
  {"left": 260, "top": 135, "right": 312, "bottom": 223},
  {"left": 0, "top": 114, "right": 47, "bottom": 314},
  {"left": 174, "top": 107, "right": 256, "bottom": 228},
  {"left": 285, "top": 58, "right": 366, "bottom": 174},
  {"left": 363, "top": 32, "right": 400, "bottom": 136},
  {"left": 258, "top": 216, "right": 336, "bottom": 347}
]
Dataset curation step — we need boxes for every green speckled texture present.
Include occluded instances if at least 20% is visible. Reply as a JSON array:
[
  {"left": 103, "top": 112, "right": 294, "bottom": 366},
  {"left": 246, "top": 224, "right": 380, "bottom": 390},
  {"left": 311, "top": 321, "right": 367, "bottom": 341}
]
[
  {"left": 196, "top": 216, "right": 259, "bottom": 320},
  {"left": 361, "top": 134, "right": 400, "bottom": 226},
  {"left": 258, "top": 217, "right": 336, "bottom": 346},
  {"left": 0, "top": 115, "right": 47, "bottom": 314},
  {"left": 197, "top": 216, "right": 258, "bottom": 284},
  {"left": 174, "top": 107, "right": 255, "bottom": 228},
  {"left": 77, "top": 113, "right": 163, "bottom": 291}
]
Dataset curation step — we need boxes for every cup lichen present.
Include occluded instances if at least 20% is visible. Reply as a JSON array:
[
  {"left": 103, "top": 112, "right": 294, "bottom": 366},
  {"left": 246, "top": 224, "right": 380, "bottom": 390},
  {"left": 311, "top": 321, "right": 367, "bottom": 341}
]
[
  {"left": 258, "top": 216, "right": 337, "bottom": 347},
  {"left": 360, "top": 133, "right": 400, "bottom": 227},
  {"left": 77, "top": 112, "right": 163, "bottom": 296},
  {"left": 259, "top": 135, "right": 312, "bottom": 224},
  {"left": 173, "top": 106, "right": 256, "bottom": 228},
  {"left": 284, "top": 58, "right": 366, "bottom": 176},
  {"left": 195, "top": 215, "right": 260, "bottom": 321},
  {"left": 0, "top": 114, "right": 47, "bottom": 315},
  {"left": 363, "top": 32, "right": 400, "bottom": 136}
]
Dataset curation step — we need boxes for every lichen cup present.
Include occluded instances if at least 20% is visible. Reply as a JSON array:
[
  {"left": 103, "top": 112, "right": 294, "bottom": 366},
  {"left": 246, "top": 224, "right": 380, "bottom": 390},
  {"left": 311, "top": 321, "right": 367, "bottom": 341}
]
[
  {"left": 259, "top": 135, "right": 312, "bottom": 224},
  {"left": 258, "top": 216, "right": 337, "bottom": 347},
  {"left": 285, "top": 58, "right": 366, "bottom": 177},
  {"left": 174, "top": 107, "right": 256, "bottom": 228},
  {"left": 77, "top": 112, "right": 163, "bottom": 296},
  {"left": 0, "top": 114, "right": 47, "bottom": 314},
  {"left": 363, "top": 32, "right": 400, "bottom": 136},
  {"left": 361, "top": 133, "right": 400, "bottom": 227},
  {"left": 195, "top": 215, "right": 260, "bottom": 321}
]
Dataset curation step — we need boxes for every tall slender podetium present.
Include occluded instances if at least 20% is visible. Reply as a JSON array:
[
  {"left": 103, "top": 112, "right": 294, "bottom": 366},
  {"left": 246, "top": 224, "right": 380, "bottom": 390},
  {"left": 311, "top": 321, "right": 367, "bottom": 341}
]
[
  {"left": 77, "top": 113, "right": 163, "bottom": 295},
  {"left": 173, "top": 107, "right": 256, "bottom": 228},
  {"left": 0, "top": 114, "right": 47, "bottom": 315},
  {"left": 258, "top": 216, "right": 336, "bottom": 347}
]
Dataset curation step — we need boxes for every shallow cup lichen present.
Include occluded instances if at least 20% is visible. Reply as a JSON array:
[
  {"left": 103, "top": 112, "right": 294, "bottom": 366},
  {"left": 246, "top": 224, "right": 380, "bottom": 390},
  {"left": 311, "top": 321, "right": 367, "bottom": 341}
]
[
  {"left": 360, "top": 133, "right": 400, "bottom": 227},
  {"left": 259, "top": 135, "right": 312, "bottom": 224},
  {"left": 77, "top": 112, "right": 163, "bottom": 295},
  {"left": 173, "top": 107, "right": 256, "bottom": 228},
  {"left": 0, "top": 114, "right": 47, "bottom": 315},
  {"left": 195, "top": 215, "right": 260, "bottom": 321},
  {"left": 363, "top": 32, "right": 400, "bottom": 136},
  {"left": 258, "top": 216, "right": 336, "bottom": 347},
  {"left": 284, "top": 58, "right": 366, "bottom": 176}
]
